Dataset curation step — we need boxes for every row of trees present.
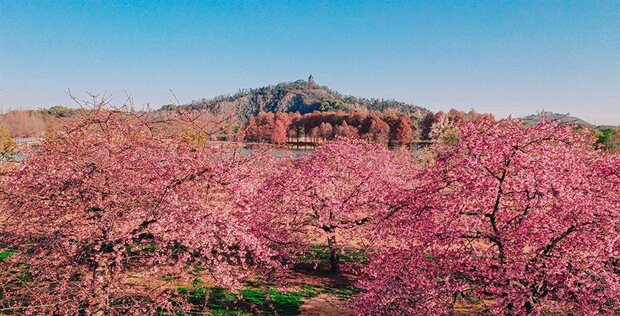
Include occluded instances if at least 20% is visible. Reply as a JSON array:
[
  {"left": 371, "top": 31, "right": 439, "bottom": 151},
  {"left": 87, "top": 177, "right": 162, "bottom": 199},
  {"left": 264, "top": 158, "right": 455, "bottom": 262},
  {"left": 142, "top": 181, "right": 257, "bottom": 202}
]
[
  {"left": 243, "top": 108, "right": 495, "bottom": 146},
  {"left": 246, "top": 117, "right": 620, "bottom": 315},
  {"left": 243, "top": 110, "right": 417, "bottom": 146},
  {"left": 1, "top": 108, "right": 618, "bottom": 314}
]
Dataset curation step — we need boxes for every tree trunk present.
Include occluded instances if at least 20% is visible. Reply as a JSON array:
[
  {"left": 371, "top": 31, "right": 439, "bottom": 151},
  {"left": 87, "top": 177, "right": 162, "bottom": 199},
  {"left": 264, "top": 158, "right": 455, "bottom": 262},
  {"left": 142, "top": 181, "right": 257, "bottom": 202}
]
[
  {"left": 91, "top": 259, "right": 111, "bottom": 316},
  {"left": 327, "top": 232, "right": 339, "bottom": 273}
]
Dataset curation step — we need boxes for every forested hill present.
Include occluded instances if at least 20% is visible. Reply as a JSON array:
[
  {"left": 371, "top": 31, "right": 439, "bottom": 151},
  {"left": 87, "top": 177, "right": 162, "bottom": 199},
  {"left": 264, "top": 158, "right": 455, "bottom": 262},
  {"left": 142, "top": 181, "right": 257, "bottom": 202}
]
[
  {"left": 161, "top": 76, "right": 430, "bottom": 121},
  {"left": 520, "top": 112, "right": 592, "bottom": 126}
]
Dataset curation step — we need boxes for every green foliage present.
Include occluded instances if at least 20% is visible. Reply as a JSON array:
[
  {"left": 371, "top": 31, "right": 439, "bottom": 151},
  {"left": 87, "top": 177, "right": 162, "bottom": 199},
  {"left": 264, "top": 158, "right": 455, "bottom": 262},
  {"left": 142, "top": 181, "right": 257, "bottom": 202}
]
[
  {"left": 159, "top": 104, "right": 179, "bottom": 111},
  {"left": 0, "top": 126, "right": 16, "bottom": 160},
  {"left": 298, "top": 285, "right": 321, "bottom": 299},
  {"left": 595, "top": 128, "right": 617, "bottom": 149},
  {"left": 318, "top": 99, "right": 352, "bottom": 113},
  {"left": 46, "top": 105, "right": 74, "bottom": 118},
  {"left": 440, "top": 128, "right": 460, "bottom": 145},
  {"left": 176, "top": 279, "right": 360, "bottom": 315},
  {"left": 174, "top": 79, "right": 429, "bottom": 120}
]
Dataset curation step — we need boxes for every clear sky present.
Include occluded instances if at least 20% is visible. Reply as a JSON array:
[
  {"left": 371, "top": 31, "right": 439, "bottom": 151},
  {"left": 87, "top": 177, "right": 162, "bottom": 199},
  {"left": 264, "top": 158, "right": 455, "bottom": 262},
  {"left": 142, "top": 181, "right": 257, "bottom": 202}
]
[{"left": 1, "top": 1, "right": 619, "bottom": 125}]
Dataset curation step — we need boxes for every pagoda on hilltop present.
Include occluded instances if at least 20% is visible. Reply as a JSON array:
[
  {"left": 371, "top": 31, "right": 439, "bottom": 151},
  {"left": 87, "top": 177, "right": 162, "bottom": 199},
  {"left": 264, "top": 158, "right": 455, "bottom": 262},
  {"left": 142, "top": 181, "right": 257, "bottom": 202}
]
[{"left": 308, "top": 74, "right": 316, "bottom": 86}]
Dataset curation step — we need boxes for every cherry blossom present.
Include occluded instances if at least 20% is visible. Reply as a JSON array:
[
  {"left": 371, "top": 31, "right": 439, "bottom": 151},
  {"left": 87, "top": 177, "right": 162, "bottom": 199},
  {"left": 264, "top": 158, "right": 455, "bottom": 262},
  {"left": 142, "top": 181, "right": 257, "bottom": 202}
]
[
  {"left": 0, "top": 108, "right": 278, "bottom": 315},
  {"left": 249, "top": 138, "right": 416, "bottom": 273},
  {"left": 355, "top": 117, "right": 620, "bottom": 315}
]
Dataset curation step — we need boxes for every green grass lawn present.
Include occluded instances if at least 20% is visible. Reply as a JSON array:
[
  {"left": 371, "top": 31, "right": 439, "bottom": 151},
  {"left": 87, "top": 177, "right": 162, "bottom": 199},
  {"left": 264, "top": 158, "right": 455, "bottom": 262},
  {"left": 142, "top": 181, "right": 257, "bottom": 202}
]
[
  {"left": 177, "top": 279, "right": 359, "bottom": 315},
  {"left": 178, "top": 283, "right": 307, "bottom": 315}
]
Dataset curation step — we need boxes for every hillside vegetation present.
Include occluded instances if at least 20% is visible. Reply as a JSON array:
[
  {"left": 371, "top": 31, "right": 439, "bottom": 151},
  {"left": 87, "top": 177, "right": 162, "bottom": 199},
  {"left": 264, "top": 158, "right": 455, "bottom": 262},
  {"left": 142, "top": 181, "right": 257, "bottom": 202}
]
[
  {"left": 520, "top": 111, "right": 592, "bottom": 126},
  {"left": 163, "top": 77, "right": 430, "bottom": 122}
]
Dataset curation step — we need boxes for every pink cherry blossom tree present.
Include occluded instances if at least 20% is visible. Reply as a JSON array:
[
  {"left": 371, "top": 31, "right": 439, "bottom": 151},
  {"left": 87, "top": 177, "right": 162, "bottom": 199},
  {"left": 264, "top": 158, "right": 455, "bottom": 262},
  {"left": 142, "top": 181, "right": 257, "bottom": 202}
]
[
  {"left": 250, "top": 138, "right": 416, "bottom": 273},
  {"left": 0, "top": 106, "right": 279, "bottom": 315},
  {"left": 354, "top": 117, "right": 620, "bottom": 315}
]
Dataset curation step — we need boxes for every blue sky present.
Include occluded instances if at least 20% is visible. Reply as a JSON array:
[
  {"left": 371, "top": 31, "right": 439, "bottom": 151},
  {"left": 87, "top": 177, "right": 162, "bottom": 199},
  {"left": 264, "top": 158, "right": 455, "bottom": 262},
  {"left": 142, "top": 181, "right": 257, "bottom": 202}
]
[{"left": 1, "top": 1, "right": 619, "bottom": 124}]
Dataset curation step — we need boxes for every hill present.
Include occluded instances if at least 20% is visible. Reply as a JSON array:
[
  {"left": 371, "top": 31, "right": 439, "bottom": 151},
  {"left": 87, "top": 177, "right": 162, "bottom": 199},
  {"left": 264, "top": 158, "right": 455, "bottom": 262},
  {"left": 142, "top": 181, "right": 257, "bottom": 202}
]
[
  {"left": 162, "top": 76, "right": 430, "bottom": 122},
  {"left": 519, "top": 112, "right": 592, "bottom": 127}
]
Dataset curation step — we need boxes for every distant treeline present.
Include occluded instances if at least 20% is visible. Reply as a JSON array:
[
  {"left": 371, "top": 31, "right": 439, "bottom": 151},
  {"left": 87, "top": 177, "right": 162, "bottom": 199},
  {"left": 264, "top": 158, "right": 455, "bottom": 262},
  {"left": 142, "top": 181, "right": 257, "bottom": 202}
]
[
  {"left": 1, "top": 99, "right": 619, "bottom": 151},
  {"left": 243, "top": 109, "right": 495, "bottom": 146}
]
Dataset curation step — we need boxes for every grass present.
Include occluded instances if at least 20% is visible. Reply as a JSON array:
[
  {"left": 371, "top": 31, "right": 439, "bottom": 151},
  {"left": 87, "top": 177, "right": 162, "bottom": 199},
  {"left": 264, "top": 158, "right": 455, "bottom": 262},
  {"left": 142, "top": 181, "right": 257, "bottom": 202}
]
[
  {"left": 0, "top": 244, "right": 361, "bottom": 314},
  {"left": 0, "top": 249, "right": 15, "bottom": 261},
  {"left": 178, "top": 281, "right": 308, "bottom": 315},
  {"left": 176, "top": 277, "right": 360, "bottom": 315}
]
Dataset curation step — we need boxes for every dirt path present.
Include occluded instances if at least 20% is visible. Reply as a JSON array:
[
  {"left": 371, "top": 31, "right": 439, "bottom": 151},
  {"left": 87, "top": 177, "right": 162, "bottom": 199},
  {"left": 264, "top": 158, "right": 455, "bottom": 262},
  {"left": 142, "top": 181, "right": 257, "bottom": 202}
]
[{"left": 300, "top": 294, "right": 356, "bottom": 316}]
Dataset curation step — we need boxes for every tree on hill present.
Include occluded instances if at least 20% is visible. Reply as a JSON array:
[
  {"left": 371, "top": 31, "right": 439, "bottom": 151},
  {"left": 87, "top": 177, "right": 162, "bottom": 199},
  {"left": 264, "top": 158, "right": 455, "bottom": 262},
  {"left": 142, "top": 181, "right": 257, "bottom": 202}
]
[
  {"left": 319, "top": 99, "right": 352, "bottom": 113},
  {"left": 520, "top": 112, "right": 591, "bottom": 127},
  {"left": 596, "top": 128, "right": 619, "bottom": 151},
  {"left": 46, "top": 105, "right": 75, "bottom": 118}
]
